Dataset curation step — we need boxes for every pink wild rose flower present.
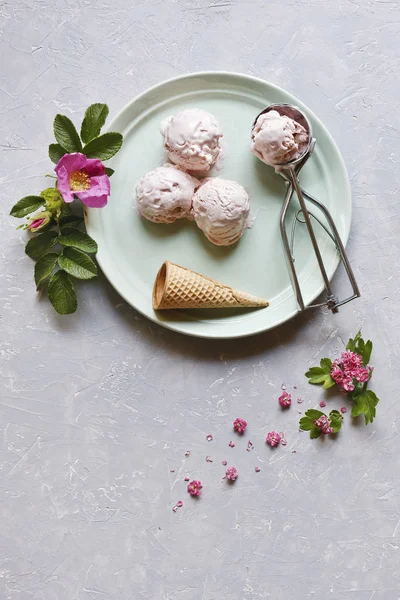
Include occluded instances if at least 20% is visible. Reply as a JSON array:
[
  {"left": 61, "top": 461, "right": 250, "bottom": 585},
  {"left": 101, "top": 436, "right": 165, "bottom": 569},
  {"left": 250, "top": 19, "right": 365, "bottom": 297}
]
[
  {"left": 55, "top": 152, "right": 111, "bottom": 208},
  {"left": 187, "top": 480, "right": 202, "bottom": 497},
  {"left": 278, "top": 391, "right": 292, "bottom": 408},
  {"left": 233, "top": 418, "right": 247, "bottom": 433},
  {"left": 225, "top": 467, "right": 238, "bottom": 481},
  {"left": 266, "top": 431, "right": 281, "bottom": 447}
]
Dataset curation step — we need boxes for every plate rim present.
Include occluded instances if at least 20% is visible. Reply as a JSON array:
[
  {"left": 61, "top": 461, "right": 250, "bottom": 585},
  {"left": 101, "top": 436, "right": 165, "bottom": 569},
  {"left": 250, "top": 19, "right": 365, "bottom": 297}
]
[{"left": 86, "top": 70, "right": 352, "bottom": 339}]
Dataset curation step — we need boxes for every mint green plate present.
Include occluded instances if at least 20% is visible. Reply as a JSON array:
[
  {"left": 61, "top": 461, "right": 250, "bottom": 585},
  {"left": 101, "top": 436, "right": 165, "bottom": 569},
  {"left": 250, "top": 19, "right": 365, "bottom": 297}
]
[{"left": 86, "top": 72, "right": 351, "bottom": 338}]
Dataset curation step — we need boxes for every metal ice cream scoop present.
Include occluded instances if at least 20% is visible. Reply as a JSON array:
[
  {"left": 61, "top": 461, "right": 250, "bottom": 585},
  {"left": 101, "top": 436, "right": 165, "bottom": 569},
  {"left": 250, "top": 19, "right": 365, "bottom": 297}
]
[{"left": 252, "top": 103, "right": 360, "bottom": 313}]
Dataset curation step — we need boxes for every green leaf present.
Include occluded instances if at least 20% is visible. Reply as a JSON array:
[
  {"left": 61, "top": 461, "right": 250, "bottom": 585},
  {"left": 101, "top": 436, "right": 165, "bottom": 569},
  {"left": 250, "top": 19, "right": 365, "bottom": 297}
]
[
  {"left": 305, "top": 367, "right": 326, "bottom": 382},
  {"left": 346, "top": 331, "right": 361, "bottom": 352},
  {"left": 59, "top": 215, "right": 84, "bottom": 231},
  {"left": 299, "top": 416, "right": 314, "bottom": 431},
  {"left": 329, "top": 409, "right": 341, "bottom": 419},
  {"left": 305, "top": 358, "right": 335, "bottom": 388},
  {"left": 53, "top": 114, "right": 82, "bottom": 153},
  {"left": 351, "top": 389, "right": 379, "bottom": 425},
  {"left": 305, "top": 409, "right": 325, "bottom": 420},
  {"left": 58, "top": 230, "right": 97, "bottom": 253},
  {"left": 25, "top": 231, "right": 58, "bottom": 260},
  {"left": 48, "top": 270, "right": 77, "bottom": 315},
  {"left": 82, "top": 132, "right": 123, "bottom": 160},
  {"left": 105, "top": 167, "right": 114, "bottom": 177},
  {"left": 10, "top": 195, "right": 44, "bottom": 218},
  {"left": 306, "top": 367, "right": 335, "bottom": 389},
  {"left": 329, "top": 410, "right": 343, "bottom": 433},
  {"left": 363, "top": 340, "right": 373, "bottom": 366},
  {"left": 323, "top": 377, "right": 335, "bottom": 389},
  {"left": 80, "top": 103, "right": 109, "bottom": 144},
  {"left": 34, "top": 252, "right": 59, "bottom": 288},
  {"left": 48, "top": 143, "right": 66, "bottom": 164},
  {"left": 59, "top": 203, "right": 73, "bottom": 218},
  {"left": 58, "top": 247, "right": 97, "bottom": 279},
  {"left": 320, "top": 357, "right": 332, "bottom": 371},
  {"left": 310, "top": 427, "right": 321, "bottom": 439},
  {"left": 299, "top": 409, "right": 324, "bottom": 433}
]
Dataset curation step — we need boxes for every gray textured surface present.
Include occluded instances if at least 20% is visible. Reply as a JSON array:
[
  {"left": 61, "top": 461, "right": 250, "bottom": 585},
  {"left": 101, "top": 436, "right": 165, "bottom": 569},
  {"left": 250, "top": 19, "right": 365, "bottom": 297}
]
[{"left": 1, "top": 1, "right": 400, "bottom": 598}]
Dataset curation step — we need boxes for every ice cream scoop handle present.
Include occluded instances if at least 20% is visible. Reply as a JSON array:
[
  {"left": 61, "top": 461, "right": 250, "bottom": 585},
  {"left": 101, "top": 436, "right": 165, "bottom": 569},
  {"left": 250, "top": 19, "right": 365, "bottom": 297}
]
[
  {"left": 288, "top": 168, "right": 339, "bottom": 312},
  {"left": 280, "top": 184, "right": 305, "bottom": 311}
]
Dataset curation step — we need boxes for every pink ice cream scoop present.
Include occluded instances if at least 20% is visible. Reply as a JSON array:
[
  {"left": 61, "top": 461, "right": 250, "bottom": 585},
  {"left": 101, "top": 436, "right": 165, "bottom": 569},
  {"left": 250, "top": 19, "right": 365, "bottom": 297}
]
[
  {"left": 135, "top": 165, "right": 200, "bottom": 224},
  {"left": 251, "top": 110, "right": 309, "bottom": 166},
  {"left": 161, "top": 108, "right": 222, "bottom": 172},
  {"left": 192, "top": 178, "right": 250, "bottom": 246}
]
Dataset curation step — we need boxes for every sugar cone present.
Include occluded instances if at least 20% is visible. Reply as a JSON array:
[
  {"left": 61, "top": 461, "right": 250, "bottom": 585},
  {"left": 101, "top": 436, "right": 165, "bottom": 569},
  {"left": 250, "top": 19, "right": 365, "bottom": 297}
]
[{"left": 153, "top": 261, "right": 269, "bottom": 310}]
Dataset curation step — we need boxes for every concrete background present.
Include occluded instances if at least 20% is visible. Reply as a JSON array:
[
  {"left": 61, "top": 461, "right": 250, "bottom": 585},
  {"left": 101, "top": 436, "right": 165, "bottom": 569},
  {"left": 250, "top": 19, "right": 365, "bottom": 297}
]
[{"left": 1, "top": 0, "right": 399, "bottom": 598}]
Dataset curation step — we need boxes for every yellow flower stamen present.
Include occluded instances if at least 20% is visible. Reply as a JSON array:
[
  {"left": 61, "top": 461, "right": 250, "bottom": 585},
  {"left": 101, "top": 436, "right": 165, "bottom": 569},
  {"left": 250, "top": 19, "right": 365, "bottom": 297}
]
[{"left": 69, "top": 169, "right": 90, "bottom": 191}]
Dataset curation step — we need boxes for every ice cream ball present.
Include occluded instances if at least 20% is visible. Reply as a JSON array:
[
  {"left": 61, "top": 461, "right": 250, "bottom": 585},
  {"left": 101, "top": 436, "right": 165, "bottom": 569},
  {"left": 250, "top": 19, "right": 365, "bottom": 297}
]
[
  {"left": 251, "top": 110, "right": 309, "bottom": 166},
  {"left": 135, "top": 165, "right": 200, "bottom": 224},
  {"left": 192, "top": 178, "right": 250, "bottom": 246},
  {"left": 161, "top": 108, "right": 222, "bottom": 172}
]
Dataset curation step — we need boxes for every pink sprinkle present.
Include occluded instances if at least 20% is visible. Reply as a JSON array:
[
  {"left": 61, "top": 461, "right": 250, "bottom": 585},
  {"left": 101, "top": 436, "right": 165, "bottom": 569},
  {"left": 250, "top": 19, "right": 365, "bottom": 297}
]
[
  {"left": 170, "top": 469, "right": 175, "bottom": 473},
  {"left": 172, "top": 506, "right": 178, "bottom": 512},
  {"left": 297, "top": 398, "right": 303, "bottom": 404},
  {"left": 319, "top": 400, "right": 326, "bottom": 408},
  {"left": 279, "top": 391, "right": 292, "bottom": 408},
  {"left": 176, "top": 500, "right": 183, "bottom": 508},
  {"left": 292, "top": 450, "right": 297, "bottom": 453},
  {"left": 206, "top": 456, "right": 213, "bottom": 463},
  {"left": 255, "top": 466, "right": 261, "bottom": 473},
  {"left": 340, "top": 406, "right": 347, "bottom": 414},
  {"left": 293, "top": 385, "right": 297, "bottom": 390},
  {"left": 185, "top": 450, "right": 190, "bottom": 457},
  {"left": 206, "top": 434, "right": 213, "bottom": 442},
  {"left": 279, "top": 431, "right": 287, "bottom": 446},
  {"left": 266, "top": 431, "right": 281, "bottom": 447},
  {"left": 281, "top": 383, "right": 287, "bottom": 390},
  {"left": 228, "top": 441, "right": 235, "bottom": 448},
  {"left": 184, "top": 476, "right": 190, "bottom": 481},
  {"left": 247, "top": 440, "right": 253, "bottom": 451},
  {"left": 221, "top": 460, "right": 227, "bottom": 466},
  {"left": 225, "top": 466, "right": 238, "bottom": 481},
  {"left": 233, "top": 417, "right": 247, "bottom": 434},
  {"left": 187, "top": 480, "right": 202, "bottom": 497}
]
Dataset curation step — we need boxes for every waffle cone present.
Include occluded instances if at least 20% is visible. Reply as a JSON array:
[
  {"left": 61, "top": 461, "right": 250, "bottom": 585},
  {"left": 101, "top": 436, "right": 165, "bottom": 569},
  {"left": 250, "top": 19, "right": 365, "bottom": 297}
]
[{"left": 153, "top": 261, "right": 269, "bottom": 310}]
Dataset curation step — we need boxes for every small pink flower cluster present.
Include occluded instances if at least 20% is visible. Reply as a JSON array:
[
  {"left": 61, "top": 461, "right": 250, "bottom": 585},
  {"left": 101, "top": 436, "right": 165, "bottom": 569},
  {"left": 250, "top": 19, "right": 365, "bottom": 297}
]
[
  {"left": 266, "top": 431, "right": 281, "bottom": 447},
  {"left": 314, "top": 415, "right": 334, "bottom": 435},
  {"left": 187, "top": 480, "right": 202, "bottom": 497},
  {"left": 225, "top": 466, "right": 238, "bottom": 481},
  {"left": 233, "top": 418, "right": 247, "bottom": 434},
  {"left": 331, "top": 350, "right": 370, "bottom": 392},
  {"left": 278, "top": 391, "right": 292, "bottom": 408}
]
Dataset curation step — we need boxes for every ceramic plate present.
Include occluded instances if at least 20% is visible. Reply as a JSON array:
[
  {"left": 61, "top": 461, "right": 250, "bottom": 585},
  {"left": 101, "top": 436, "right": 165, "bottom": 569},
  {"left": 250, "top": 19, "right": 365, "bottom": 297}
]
[{"left": 86, "top": 72, "right": 351, "bottom": 338}]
